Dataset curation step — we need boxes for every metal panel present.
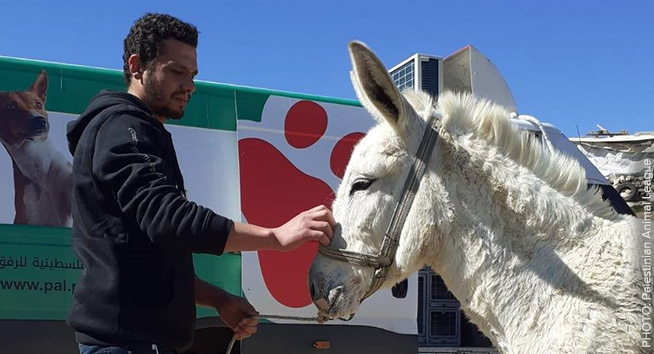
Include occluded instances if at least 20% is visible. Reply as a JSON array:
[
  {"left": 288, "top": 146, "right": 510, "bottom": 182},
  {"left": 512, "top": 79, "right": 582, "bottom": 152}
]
[
  {"left": 420, "top": 57, "right": 441, "bottom": 97},
  {"left": 427, "top": 309, "right": 460, "bottom": 346},
  {"left": 242, "top": 323, "right": 418, "bottom": 354}
]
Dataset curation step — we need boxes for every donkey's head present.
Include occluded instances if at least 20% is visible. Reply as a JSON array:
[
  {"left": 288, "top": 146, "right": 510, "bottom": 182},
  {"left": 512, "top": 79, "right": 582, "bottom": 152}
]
[
  {"left": 309, "top": 42, "right": 617, "bottom": 322},
  {"left": 309, "top": 42, "right": 447, "bottom": 321}
]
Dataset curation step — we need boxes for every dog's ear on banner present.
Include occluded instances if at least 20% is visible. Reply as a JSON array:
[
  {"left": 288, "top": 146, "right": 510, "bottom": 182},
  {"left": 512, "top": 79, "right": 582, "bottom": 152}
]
[{"left": 30, "top": 70, "right": 48, "bottom": 103}]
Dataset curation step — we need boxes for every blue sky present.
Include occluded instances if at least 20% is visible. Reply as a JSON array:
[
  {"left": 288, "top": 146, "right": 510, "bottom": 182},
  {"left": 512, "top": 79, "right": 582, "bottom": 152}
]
[{"left": 1, "top": 0, "right": 651, "bottom": 137}]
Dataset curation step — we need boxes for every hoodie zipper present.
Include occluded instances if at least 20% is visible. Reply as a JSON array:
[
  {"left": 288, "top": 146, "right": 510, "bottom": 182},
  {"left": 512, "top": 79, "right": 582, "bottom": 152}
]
[{"left": 163, "top": 132, "right": 187, "bottom": 200}]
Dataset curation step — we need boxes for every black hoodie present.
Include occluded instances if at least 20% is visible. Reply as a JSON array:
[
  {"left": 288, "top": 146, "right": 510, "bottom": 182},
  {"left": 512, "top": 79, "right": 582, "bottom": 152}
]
[{"left": 65, "top": 90, "right": 233, "bottom": 351}]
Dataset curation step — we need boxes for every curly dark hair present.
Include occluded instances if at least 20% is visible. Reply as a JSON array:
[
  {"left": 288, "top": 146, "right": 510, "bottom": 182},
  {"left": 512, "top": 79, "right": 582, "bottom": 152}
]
[{"left": 122, "top": 13, "right": 198, "bottom": 86}]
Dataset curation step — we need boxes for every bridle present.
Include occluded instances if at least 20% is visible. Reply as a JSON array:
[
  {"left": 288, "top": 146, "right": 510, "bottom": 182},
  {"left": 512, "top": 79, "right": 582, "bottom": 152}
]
[{"left": 318, "top": 122, "right": 440, "bottom": 303}]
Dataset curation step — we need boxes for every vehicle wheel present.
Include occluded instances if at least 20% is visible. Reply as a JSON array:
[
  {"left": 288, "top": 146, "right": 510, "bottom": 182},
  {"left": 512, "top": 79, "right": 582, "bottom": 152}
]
[{"left": 616, "top": 182, "right": 637, "bottom": 202}]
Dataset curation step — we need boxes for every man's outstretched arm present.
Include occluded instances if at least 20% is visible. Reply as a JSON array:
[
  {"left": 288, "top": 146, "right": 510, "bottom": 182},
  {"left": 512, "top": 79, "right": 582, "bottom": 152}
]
[{"left": 223, "top": 205, "right": 335, "bottom": 253}]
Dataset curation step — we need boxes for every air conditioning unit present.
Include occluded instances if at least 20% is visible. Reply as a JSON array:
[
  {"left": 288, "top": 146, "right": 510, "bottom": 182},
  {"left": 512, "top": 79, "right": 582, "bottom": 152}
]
[
  {"left": 389, "top": 46, "right": 517, "bottom": 113},
  {"left": 389, "top": 53, "right": 443, "bottom": 98}
]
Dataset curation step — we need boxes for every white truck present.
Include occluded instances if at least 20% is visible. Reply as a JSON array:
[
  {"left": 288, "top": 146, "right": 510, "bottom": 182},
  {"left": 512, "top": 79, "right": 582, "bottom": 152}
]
[{"left": 0, "top": 47, "right": 633, "bottom": 353}]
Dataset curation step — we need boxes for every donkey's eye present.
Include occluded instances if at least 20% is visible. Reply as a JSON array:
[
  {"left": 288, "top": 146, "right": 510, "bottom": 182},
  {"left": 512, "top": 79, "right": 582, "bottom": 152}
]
[
  {"left": 35, "top": 101, "right": 42, "bottom": 109},
  {"left": 350, "top": 178, "right": 375, "bottom": 196}
]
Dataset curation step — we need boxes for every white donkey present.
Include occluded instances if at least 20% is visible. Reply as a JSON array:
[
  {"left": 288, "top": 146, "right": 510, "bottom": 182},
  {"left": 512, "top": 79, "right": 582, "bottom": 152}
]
[{"left": 309, "top": 41, "right": 649, "bottom": 354}]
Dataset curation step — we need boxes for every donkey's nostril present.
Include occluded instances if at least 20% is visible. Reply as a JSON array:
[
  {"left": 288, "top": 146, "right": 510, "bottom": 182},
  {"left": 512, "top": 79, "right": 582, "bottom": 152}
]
[{"left": 309, "top": 281, "right": 316, "bottom": 299}]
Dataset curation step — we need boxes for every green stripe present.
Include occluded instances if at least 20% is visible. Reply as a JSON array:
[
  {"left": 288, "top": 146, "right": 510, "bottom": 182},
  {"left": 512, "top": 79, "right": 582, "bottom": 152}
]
[
  {"left": 0, "top": 224, "right": 242, "bottom": 320},
  {"left": 0, "top": 56, "right": 362, "bottom": 131},
  {"left": 236, "top": 90, "right": 269, "bottom": 123},
  {"left": 225, "top": 81, "right": 361, "bottom": 108},
  {"left": 0, "top": 224, "right": 70, "bottom": 243}
]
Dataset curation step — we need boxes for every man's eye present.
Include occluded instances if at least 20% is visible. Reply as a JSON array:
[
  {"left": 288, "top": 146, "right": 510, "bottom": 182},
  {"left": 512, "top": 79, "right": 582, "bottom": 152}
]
[{"left": 349, "top": 178, "right": 375, "bottom": 196}]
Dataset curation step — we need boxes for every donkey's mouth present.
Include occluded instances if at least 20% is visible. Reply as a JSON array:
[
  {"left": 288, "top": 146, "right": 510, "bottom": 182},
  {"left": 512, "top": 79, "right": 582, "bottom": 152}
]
[
  {"left": 315, "top": 285, "right": 359, "bottom": 323},
  {"left": 317, "top": 307, "right": 357, "bottom": 323}
]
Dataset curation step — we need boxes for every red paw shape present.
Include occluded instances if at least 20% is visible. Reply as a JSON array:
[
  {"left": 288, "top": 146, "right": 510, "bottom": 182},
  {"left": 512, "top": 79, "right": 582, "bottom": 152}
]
[{"left": 239, "top": 100, "right": 364, "bottom": 308}]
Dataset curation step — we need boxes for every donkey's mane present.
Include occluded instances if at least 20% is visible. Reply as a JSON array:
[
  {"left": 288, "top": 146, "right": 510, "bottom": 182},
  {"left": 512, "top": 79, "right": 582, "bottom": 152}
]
[{"left": 403, "top": 90, "right": 617, "bottom": 220}]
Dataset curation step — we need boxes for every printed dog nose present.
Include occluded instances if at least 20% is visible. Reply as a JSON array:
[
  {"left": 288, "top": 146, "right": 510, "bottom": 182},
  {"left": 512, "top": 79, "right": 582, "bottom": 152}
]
[{"left": 29, "top": 116, "right": 47, "bottom": 131}]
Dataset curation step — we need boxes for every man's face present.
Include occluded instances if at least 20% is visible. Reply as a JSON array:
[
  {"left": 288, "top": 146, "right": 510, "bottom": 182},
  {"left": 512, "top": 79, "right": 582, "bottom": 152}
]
[{"left": 141, "top": 39, "right": 198, "bottom": 120}]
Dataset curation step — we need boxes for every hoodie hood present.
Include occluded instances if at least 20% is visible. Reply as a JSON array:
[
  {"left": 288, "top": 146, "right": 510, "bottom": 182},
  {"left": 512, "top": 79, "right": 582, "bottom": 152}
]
[{"left": 66, "top": 90, "right": 155, "bottom": 155}]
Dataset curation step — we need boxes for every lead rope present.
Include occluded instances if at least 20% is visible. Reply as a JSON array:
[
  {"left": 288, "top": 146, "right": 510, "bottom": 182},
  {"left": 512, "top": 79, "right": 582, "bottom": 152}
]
[{"left": 225, "top": 314, "right": 320, "bottom": 354}]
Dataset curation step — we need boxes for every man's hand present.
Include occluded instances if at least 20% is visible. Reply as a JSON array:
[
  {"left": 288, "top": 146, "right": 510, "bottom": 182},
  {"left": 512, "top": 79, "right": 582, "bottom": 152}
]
[
  {"left": 223, "top": 205, "right": 336, "bottom": 253},
  {"left": 215, "top": 292, "right": 259, "bottom": 340},
  {"left": 272, "top": 205, "right": 335, "bottom": 252}
]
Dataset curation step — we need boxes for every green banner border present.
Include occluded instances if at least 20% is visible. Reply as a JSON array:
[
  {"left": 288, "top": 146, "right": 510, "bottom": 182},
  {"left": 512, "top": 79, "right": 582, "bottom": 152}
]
[{"left": 0, "top": 55, "right": 361, "bottom": 131}]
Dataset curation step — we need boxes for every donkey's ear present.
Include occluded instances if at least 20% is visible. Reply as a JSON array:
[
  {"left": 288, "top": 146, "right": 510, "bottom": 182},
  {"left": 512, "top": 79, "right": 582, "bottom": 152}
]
[{"left": 349, "top": 41, "right": 410, "bottom": 136}]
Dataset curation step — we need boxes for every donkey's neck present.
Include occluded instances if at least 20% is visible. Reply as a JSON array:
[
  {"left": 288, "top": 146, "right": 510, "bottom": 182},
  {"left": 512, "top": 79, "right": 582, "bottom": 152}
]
[{"left": 426, "top": 136, "right": 630, "bottom": 353}]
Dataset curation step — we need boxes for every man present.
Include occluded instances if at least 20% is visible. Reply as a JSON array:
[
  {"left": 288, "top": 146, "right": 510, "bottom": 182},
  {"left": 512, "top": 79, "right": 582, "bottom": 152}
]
[{"left": 66, "top": 13, "right": 334, "bottom": 354}]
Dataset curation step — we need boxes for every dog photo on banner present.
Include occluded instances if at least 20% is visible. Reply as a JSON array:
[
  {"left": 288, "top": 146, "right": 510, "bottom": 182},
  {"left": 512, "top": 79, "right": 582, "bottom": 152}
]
[{"left": 0, "top": 70, "right": 73, "bottom": 227}]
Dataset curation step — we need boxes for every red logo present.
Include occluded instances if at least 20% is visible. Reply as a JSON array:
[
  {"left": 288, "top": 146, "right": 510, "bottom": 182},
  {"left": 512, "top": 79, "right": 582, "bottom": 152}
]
[{"left": 239, "top": 100, "right": 364, "bottom": 307}]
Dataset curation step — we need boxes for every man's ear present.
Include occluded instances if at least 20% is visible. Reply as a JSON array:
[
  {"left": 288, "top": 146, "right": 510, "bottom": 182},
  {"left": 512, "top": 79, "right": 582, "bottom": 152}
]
[{"left": 128, "top": 54, "right": 144, "bottom": 81}]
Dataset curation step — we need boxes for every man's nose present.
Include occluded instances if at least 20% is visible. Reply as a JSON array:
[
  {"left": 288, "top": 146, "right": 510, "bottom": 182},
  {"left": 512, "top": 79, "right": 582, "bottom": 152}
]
[{"left": 183, "top": 77, "right": 195, "bottom": 94}]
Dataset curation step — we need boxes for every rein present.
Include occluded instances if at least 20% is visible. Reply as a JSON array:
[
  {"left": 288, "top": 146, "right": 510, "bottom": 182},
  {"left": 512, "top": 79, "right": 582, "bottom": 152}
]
[{"left": 226, "top": 314, "right": 319, "bottom": 354}]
